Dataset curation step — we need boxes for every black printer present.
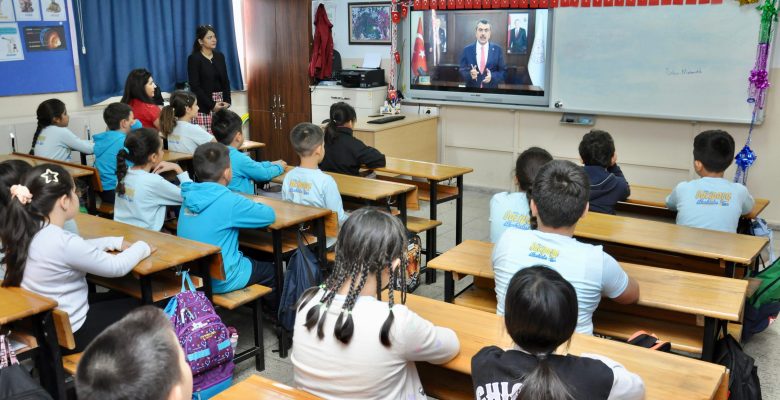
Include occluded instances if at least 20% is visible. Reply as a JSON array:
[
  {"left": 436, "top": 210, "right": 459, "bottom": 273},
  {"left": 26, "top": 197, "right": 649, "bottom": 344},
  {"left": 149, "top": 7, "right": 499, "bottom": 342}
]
[{"left": 340, "top": 68, "right": 385, "bottom": 88}]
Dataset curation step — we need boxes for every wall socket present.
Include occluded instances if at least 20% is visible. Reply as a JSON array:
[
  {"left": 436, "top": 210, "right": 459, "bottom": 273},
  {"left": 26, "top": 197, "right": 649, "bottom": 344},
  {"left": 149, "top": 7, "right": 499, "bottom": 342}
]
[{"left": 420, "top": 106, "right": 439, "bottom": 116}]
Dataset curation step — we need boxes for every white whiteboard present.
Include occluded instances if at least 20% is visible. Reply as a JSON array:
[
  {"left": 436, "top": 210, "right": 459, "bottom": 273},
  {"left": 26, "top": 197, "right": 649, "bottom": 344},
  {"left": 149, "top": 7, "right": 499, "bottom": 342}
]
[{"left": 551, "top": 4, "right": 763, "bottom": 123}]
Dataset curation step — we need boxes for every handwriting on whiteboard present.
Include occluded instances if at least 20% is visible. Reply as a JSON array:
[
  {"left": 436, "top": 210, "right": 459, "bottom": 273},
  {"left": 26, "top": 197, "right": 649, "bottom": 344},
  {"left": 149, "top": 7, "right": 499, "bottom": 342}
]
[{"left": 665, "top": 68, "right": 703, "bottom": 76}]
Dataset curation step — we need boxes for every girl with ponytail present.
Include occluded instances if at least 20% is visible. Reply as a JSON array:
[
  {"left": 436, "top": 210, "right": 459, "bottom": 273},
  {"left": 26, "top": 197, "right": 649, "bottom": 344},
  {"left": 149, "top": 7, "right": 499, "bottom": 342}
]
[
  {"left": 471, "top": 266, "right": 645, "bottom": 400},
  {"left": 30, "top": 98, "right": 94, "bottom": 161},
  {"left": 319, "top": 102, "right": 386, "bottom": 176},
  {"left": 0, "top": 164, "right": 152, "bottom": 353},
  {"left": 159, "top": 90, "right": 215, "bottom": 154},
  {"left": 291, "top": 208, "right": 459, "bottom": 400}
]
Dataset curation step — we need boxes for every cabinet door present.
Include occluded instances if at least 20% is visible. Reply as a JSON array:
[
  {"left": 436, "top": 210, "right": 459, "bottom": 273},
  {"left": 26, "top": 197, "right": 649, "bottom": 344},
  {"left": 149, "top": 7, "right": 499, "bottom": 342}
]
[
  {"left": 249, "top": 110, "right": 276, "bottom": 158},
  {"left": 276, "top": 0, "right": 312, "bottom": 117},
  {"left": 279, "top": 111, "right": 311, "bottom": 163},
  {"left": 244, "top": 0, "right": 276, "bottom": 114}
]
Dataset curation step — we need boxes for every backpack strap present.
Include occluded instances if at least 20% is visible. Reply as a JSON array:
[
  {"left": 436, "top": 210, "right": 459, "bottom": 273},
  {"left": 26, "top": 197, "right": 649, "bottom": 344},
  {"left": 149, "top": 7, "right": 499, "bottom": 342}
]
[
  {"left": 296, "top": 229, "right": 317, "bottom": 286},
  {"left": 0, "top": 335, "right": 8, "bottom": 369},
  {"left": 180, "top": 271, "right": 197, "bottom": 293}
]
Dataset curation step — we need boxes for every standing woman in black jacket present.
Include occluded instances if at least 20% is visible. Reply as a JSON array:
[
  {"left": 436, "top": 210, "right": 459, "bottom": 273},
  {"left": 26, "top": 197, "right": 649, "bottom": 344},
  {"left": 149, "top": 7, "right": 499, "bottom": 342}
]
[
  {"left": 188, "top": 25, "right": 231, "bottom": 134},
  {"left": 319, "top": 102, "right": 386, "bottom": 176}
]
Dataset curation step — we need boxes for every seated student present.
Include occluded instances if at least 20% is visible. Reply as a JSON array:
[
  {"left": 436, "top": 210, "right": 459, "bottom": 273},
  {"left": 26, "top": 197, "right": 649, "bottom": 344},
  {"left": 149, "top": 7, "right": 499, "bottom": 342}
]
[
  {"left": 76, "top": 306, "right": 193, "bottom": 400},
  {"left": 121, "top": 69, "right": 161, "bottom": 129},
  {"left": 283, "top": 123, "right": 347, "bottom": 247},
  {"left": 159, "top": 90, "right": 215, "bottom": 154},
  {"left": 292, "top": 208, "right": 460, "bottom": 400},
  {"left": 93, "top": 103, "right": 141, "bottom": 204},
  {"left": 489, "top": 147, "right": 552, "bottom": 243},
  {"left": 579, "top": 130, "right": 630, "bottom": 215},
  {"left": 30, "top": 98, "right": 94, "bottom": 161},
  {"left": 492, "top": 160, "right": 639, "bottom": 334},
  {"left": 666, "top": 130, "right": 754, "bottom": 233},
  {"left": 211, "top": 109, "right": 286, "bottom": 194},
  {"left": 178, "top": 142, "right": 276, "bottom": 295},
  {"left": 114, "top": 128, "right": 191, "bottom": 231},
  {"left": 319, "top": 102, "right": 386, "bottom": 176},
  {"left": 0, "top": 164, "right": 151, "bottom": 353},
  {"left": 472, "top": 266, "right": 645, "bottom": 400}
]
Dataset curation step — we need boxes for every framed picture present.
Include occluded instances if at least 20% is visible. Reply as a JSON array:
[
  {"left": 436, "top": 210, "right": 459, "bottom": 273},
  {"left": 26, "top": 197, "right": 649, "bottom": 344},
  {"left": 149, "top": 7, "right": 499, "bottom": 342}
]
[
  {"left": 507, "top": 12, "right": 529, "bottom": 55},
  {"left": 348, "top": 2, "right": 391, "bottom": 45}
]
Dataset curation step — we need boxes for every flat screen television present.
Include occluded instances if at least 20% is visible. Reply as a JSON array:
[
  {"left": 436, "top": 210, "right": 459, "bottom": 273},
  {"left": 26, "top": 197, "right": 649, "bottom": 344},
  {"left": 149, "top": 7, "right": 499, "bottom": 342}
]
[{"left": 402, "top": 8, "right": 552, "bottom": 107}]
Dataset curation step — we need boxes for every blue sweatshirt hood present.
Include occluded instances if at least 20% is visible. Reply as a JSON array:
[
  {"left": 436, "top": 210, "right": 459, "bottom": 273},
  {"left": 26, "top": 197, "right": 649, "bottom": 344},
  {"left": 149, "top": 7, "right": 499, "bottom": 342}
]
[{"left": 181, "top": 181, "right": 232, "bottom": 214}]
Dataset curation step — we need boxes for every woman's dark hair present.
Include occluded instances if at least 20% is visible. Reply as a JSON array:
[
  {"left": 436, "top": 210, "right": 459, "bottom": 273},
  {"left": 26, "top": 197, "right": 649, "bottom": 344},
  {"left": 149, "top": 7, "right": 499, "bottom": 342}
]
[
  {"left": 324, "top": 102, "right": 357, "bottom": 145},
  {"left": 0, "top": 160, "right": 32, "bottom": 206},
  {"left": 116, "top": 128, "right": 162, "bottom": 196},
  {"left": 505, "top": 266, "right": 578, "bottom": 400},
  {"left": 192, "top": 25, "right": 216, "bottom": 54},
  {"left": 121, "top": 69, "right": 154, "bottom": 105},
  {"left": 160, "top": 91, "right": 197, "bottom": 137},
  {"left": 1, "top": 164, "right": 75, "bottom": 287},
  {"left": 76, "top": 306, "right": 183, "bottom": 400},
  {"left": 296, "top": 208, "right": 408, "bottom": 347},
  {"left": 30, "top": 99, "right": 67, "bottom": 155}
]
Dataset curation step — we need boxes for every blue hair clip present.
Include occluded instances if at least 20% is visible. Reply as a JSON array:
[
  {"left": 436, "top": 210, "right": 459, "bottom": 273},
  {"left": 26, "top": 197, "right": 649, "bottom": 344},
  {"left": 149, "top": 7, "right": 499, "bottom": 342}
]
[{"left": 122, "top": 146, "right": 130, "bottom": 154}]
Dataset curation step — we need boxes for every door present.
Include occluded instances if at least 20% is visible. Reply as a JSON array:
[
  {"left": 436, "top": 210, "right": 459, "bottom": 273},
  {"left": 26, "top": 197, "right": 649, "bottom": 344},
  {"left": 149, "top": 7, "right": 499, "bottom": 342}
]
[{"left": 244, "top": 0, "right": 276, "bottom": 142}]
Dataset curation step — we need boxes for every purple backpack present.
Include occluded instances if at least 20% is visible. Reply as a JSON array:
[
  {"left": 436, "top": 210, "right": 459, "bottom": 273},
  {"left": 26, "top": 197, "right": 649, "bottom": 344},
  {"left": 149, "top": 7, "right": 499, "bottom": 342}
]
[{"left": 165, "top": 272, "right": 234, "bottom": 399}]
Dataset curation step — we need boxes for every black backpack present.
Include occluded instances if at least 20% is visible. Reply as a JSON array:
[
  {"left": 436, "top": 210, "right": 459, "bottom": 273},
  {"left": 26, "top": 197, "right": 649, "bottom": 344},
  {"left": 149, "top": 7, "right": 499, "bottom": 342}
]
[
  {"left": 0, "top": 335, "right": 53, "bottom": 400},
  {"left": 278, "top": 232, "right": 322, "bottom": 332},
  {"left": 713, "top": 334, "right": 762, "bottom": 400}
]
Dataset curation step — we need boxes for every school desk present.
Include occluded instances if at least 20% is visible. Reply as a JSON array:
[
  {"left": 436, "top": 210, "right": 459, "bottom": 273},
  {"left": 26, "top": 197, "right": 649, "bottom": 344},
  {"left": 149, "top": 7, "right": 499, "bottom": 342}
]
[
  {"left": 374, "top": 157, "right": 474, "bottom": 284},
  {"left": 427, "top": 239, "right": 747, "bottom": 361},
  {"left": 213, "top": 375, "right": 322, "bottom": 400},
  {"left": 575, "top": 211, "right": 768, "bottom": 276},
  {"left": 1, "top": 153, "right": 100, "bottom": 213},
  {"left": 241, "top": 140, "right": 266, "bottom": 160},
  {"left": 74, "top": 213, "right": 223, "bottom": 303},
  {"left": 0, "top": 286, "right": 66, "bottom": 399},
  {"left": 273, "top": 168, "right": 418, "bottom": 224},
  {"left": 242, "top": 195, "right": 331, "bottom": 358},
  {"left": 401, "top": 293, "right": 728, "bottom": 400}
]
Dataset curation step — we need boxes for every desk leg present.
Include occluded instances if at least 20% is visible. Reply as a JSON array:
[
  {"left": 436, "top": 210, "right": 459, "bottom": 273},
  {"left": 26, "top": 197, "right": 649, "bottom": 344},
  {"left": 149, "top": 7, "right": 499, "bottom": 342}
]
[
  {"left": 425, "top": 181, "right": 438, "bottom": 285},
  {"left": 33, "top": 311, "right": 66, "bottom": 400},
  {"left": 199, "top": 258, "right": 213, "bottom": 301},
  {"left": 456, "top": 176, "right": 464, "bottom": 245},
  {"left": 702, "top": 317, "right": 718, "bottom": 362},
  {"left": 398, "top": 193, "right": 407, "bottom": 225},
  {"left": 140, "top": 275, "right": 153, "bottom": 305},
  {"left": 444, "top": 271, "right": 455, "bottom": 303},
  {"left": 84, "top": 177, "right": 96, "bottom": 215},
  {"left": 315, "top": 218, "right": 326, "bottom": 268},
  {"left": 272, "top": 230, "right": 289, "bottom": 358}
]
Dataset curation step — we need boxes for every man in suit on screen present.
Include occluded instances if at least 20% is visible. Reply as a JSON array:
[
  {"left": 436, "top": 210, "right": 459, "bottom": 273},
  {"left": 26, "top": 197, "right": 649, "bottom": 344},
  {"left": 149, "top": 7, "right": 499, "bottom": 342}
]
[{"left": 459, "top": 19, "right": 506, "bottom": 89}]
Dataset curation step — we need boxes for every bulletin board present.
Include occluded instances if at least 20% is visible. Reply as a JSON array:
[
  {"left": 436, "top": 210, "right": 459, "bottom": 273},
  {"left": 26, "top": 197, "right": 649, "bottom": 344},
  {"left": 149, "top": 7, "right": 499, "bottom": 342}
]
[{"left": 0, "top": 0, "right": 77, "bottom": 96}]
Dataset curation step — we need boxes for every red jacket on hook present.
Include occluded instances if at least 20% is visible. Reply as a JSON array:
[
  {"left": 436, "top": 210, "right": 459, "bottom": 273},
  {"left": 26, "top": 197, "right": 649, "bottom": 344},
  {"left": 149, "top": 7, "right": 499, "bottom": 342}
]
[{"left": 309, "top": 4, "right": 334, "bottom": 80}]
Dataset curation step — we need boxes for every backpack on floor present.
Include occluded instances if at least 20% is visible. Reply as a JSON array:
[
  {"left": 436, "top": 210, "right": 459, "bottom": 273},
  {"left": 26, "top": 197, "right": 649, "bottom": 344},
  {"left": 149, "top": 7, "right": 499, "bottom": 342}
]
[
  {"left": 404, "top": 234, "right": 423, "bottom": 293},
  {"left": 279, "top": 232, "right": 322, "bottom": 332},
  {"left": 713, "top": 334, "right": 762, "bottom": 400},
  {"left": 749, "top": 257, "right": 780, "bottom": 309},
  {"left": 0, "top": 335, "right": 52, "bottom": 400},
  {"left": 165, "top": 272, "right": 234, "bottom": 400}
]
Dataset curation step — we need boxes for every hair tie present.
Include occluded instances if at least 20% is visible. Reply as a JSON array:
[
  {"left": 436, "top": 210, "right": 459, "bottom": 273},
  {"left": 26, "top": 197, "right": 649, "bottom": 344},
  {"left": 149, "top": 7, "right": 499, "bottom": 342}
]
[
  {"left": 10, "top": 185, "right": 32, "bottom": 205},
  {"left": 122, "top": 146, "right": 130, "bottom": 154},
  {"left": 534, "top": 352, "right": 550, "bottom": 361}
]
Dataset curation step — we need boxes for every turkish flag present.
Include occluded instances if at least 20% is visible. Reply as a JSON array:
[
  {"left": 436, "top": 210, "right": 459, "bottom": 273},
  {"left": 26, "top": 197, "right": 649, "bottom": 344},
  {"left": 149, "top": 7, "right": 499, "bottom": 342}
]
[{"left": 412, "top": 17, "right": 428, "bottom": 76}]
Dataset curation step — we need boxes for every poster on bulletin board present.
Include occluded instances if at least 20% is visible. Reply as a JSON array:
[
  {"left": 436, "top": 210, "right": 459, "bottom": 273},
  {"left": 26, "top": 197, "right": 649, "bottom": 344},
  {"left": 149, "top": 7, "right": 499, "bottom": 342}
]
[{"left": 0, "top": 0, "right": 77, "bottom": 96}]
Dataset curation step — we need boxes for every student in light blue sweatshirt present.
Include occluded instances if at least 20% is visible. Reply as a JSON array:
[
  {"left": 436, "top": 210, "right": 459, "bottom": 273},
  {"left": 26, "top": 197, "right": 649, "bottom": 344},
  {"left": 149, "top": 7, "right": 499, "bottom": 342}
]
[
  {"left": 92, "top": 103, "right": 142, "bottom": 204},
  {"left": 666, "top": 130, "right": 755, "bottom": 233},
  {"left": 211, "top": 109, "right": 286, "bottom": 194},
  {"left": 159, "top": 90, "right": 215, "bottom": 154},
  {"left": 30, "top": 98, "right": 94, "bottom": 161},
  {"left": 114, "top": 128, "right": 191, "bottom": 231},
  {"left": 178, "top": 142, "right": 276, "bottom": 295}
]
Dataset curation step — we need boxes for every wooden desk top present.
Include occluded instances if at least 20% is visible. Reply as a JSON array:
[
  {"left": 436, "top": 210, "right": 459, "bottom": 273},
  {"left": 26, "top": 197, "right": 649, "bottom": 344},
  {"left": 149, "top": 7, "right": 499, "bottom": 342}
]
[
  {"left": 74, "top": 213, "right": 223, "bottom": 277},
  {"left": 246, "top": 195, "right": 333, "bottom": 230},
  {"left": 241, "top": 140, "right": 266, "bottom": 151},
  {"left": 428, "top": 240, "right": 747, "bottom": 321},
  {"left": 273, "top": 167, "right": 418, "bottom": 203},
  {"left": 0, "top": 286, "right": 58, "bottom": 325},
  {"left": 403, "top": 293, "right": 726, "bottom": 400},
  {"left": 162, "top": 150, "right": 193, "bottom": 163},
  {"left": 353, "top": 114, "right": 438, "bottom": 133},
  {"left": 377, "top": 157, "right": 473, "bottom": 181},
  {"left": 576, "top": 212, "right": 767, "bottom": 265},
  {"left": 213, "top": 374, "right": 321, "bottom": 399},
  {"left": 0, "top": 154, "right": 93, "bottom": 179},
  {"left": 626, "top": 184, "right": 770, "bottom": 220}
]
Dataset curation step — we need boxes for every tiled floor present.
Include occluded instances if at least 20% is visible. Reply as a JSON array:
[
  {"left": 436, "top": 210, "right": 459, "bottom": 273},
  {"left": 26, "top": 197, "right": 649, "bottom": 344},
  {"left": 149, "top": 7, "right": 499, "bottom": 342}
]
[{"left": 226, "top": 189, "right": 780, "bottom": 399}]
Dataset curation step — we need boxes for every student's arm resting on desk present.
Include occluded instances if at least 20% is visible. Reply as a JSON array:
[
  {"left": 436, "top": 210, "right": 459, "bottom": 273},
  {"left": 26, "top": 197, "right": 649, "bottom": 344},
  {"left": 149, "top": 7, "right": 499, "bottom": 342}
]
[
  {"left": 62, "top": 129, "right": 95, "bottom": 154},
  {"left": 324, "top": 176, "right": 348, "bottom": 224},
  {"left": 665, "top": 183, "right": 682, "bottom": 210},
  {"left": 602, "top": 254, "right": 639, "bottom": 304},
  {"left": 236, "top": 153, "right": 284, "bottom": 182},
  {"left": 580, "top": 353, "right": 645, "bottom": 400},
  {"left": 150, "top": 172, "right": 191, "bottom": 206},
  {"left": 65, "top": 234, "right": 151, "bottom": 277},
  {"left": 230, "top": 195, "right": 276, "bottom": 228},
  {"left": 397, "top": 306, "right": 460, "bottom": 364},
  {"left": 608, "top": 164, "right": 631, "bottom": 200},
  {"left": 355, "top": 143, "right": 386, "bottom": 169},
  {"left": 741, "top": 187, "right": 756, "bottom": 215}
]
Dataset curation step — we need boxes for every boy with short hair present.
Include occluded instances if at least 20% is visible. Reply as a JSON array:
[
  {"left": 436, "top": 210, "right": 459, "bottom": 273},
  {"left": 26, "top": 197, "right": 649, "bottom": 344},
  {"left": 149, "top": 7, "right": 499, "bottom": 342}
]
[
  {"left": 76, "top": 306, "right": 193, "bottom": 400},
  {"left": 211, "top": 109, "right": 286, "bottom": 194},
  {"left": 492, "top": 160, "right": 639, "bottom": 335},
  {"left": 283, "top": 123, "right": 347, "bottom": 247},
  {"left": 578, "top": 129, "right": 630, "bottom": 215},
  {"left": 93, "top": 102, "right": 139, "bottom": 203},
  {"left": 666, "top": 130, "right": 754, "bottom": 233},
  {"left": 178, "top": 142, "right": 276, "bottom": 295}
]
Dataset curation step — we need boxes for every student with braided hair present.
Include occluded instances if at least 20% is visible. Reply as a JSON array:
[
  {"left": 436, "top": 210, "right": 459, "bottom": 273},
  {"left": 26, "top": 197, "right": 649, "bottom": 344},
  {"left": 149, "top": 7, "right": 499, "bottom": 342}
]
[{"left": 291, "top": 208, "right": 459, "bottom": 399}]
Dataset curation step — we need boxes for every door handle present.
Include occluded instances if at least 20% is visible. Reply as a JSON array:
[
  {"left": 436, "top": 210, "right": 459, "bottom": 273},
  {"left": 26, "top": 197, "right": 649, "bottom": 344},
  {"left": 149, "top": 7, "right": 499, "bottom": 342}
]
[{"left": 271, "top": 112, "right": 276, "bottom": 130}]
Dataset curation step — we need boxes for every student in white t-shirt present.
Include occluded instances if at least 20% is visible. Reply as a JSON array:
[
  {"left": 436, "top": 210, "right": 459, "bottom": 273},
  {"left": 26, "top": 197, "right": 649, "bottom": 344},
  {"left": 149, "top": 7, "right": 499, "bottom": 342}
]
[
  {"left": 492, "top": 160, "right": 640, "bottom": 334},
  {"left": 30, "top": 98, "right": 94, "bottom": 161},
  {"left": 292, "top": 209, "right": 460, "bottom": 400},
  {"left": 114, "top": 128, "right": 191, "bottom": 231},
  {"left": 489, "top": 147, "right": 552, "bottom": 243},
  {"left": 159, "top": 90, "right": 216, "bottom": 154},
  {"left": 283, "top": 123, "right": 347, "bottom": 247}
]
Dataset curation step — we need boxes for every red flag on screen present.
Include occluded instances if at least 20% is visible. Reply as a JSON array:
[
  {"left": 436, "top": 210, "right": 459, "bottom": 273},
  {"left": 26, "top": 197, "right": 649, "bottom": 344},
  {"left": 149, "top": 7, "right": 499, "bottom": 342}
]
[{"left": 412, "top": 17, "right": 428, "bottom": 76}]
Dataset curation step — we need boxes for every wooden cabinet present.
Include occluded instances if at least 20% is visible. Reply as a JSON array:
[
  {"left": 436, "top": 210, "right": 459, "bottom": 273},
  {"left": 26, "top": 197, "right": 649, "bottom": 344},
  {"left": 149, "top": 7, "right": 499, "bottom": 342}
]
[{"left": 244, "top": 0, "right": 311, "bottom": 163}]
